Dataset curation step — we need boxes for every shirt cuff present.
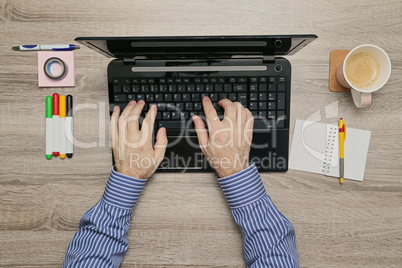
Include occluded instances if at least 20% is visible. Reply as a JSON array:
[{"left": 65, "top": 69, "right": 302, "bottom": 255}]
[
  {"left": 102, "top": 167, "right": 148, "bottom": 210},
  {"left": 217, "top": 163, "right": 266, "bottom": 209}
]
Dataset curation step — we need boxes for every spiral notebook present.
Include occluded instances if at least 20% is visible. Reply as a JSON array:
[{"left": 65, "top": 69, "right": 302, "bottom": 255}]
[{"left": 289, "top": 120, "right": 371, "bottom": 181}]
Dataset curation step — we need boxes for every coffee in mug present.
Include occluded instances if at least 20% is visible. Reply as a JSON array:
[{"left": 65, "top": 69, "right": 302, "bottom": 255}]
[{"left": 336, "top": 44, "right": 391, "bottom": 108}]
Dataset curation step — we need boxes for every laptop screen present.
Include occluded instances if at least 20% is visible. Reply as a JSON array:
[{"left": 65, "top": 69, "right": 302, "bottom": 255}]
[{"left": 75, "top": 35, "right": 317, "bottom": 59}]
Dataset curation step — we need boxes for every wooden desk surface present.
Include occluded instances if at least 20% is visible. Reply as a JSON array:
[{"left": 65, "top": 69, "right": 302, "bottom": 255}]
[{"left": 0, "top": 0, "right": 401, "bottom": 267}]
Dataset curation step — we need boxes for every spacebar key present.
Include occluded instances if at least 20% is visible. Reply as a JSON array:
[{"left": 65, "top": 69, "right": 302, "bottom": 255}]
[{"left": 157, "top": 120, "right": 188, "bottom": 130}]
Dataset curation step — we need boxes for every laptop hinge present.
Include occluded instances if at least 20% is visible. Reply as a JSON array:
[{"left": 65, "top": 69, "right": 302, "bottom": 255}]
[
  {"left": 123, "top": 56, "right": 147, "bottom": 63},
  {"left": 262, "top": 55, "right": 275, "bottom": 63}
]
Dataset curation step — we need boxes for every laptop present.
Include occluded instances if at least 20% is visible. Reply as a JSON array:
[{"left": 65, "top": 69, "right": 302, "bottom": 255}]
[{"left": 75, "top": 35, "right": 317, "bottom": 172}]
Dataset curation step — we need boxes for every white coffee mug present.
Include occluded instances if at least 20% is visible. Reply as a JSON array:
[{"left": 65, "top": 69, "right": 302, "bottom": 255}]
[{"left": 336, "top": 44, "right": 391, "bottom": 108}]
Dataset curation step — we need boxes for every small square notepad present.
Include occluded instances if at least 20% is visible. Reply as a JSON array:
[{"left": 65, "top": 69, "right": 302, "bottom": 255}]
[{"left": 38, "top": 51, "right": 75, "bottom": 87}]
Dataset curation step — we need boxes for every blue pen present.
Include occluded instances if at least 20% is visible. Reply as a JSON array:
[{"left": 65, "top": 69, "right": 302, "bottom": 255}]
[{"left": 12, "top": 44, "right": 80, "bottom": 51}]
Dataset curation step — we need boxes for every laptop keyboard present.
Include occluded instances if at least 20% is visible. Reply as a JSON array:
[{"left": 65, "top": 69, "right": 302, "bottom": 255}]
[{"left": 110, "top": 76, "right": 287, "bottom": 129}]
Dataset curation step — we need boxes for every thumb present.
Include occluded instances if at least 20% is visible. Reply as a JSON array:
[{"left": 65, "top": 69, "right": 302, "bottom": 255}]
[
  {"left": 192, "top": 115, "right": 209, "bottom": 150},
  {"left": 154, "top": 127, "right": 168, "bottom": 165}
]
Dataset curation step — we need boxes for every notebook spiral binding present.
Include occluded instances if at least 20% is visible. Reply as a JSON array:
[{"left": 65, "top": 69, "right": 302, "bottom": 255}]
[{"left": 322, "top": 125, "right": 337, "bottom": 174}]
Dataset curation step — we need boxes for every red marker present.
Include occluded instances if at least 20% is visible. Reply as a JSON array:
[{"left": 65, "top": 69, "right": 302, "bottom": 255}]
[{"left": 52, "top": 93, "right": 60, "bottom": 157}]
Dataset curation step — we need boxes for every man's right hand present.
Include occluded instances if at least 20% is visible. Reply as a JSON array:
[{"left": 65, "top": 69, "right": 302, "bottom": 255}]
[{"left": 192, "top": 97, "right": 254, "bottom": 178}]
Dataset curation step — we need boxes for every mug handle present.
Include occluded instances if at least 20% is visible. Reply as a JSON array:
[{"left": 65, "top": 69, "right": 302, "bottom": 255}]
[{"left": 351, "top": 89, "right": 372, "bottom": 108}]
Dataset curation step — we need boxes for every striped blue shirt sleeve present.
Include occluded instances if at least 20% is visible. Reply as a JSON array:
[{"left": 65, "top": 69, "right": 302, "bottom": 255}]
[
  {"left": 218, "top": 163, "right": 300, "bottom": 267},
  {"left": 63, "top": 167, "right": 147, "bottom": 268}
]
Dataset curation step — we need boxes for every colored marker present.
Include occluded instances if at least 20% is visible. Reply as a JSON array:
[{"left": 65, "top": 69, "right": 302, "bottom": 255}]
[
  {"left": 66, "top": 95, "right": 74, "bottom": 158},
  {"left": 59, "top": 95, "right": 67, "bottom": 159},
  {"left": 52, "top": 93, "right": 59, "bottom": 157},
  {"left": 45, "top": 96, "right": 53, "bottom": 159}
]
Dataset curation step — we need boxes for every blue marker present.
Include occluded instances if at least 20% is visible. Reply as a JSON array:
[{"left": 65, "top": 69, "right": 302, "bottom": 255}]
[{"left": 12, "top": 44, "right": 80, "bottom": 51}]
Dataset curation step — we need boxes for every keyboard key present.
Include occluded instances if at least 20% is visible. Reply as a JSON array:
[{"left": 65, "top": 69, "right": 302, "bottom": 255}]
[
  {"left": 167, "top": 78, "right": 174, "bottom": 83},
  {"left": 178, "top": 84, "right": 186, "bottom": 92},
  {"left": 205, "top": 84, "right": 214, "bottom": 92},
  {"left": 175, "top": 103, "right": 184, "bottom": 110},
  {"left": 278, "top": 84, "right": 286, "bottom": 92},
  {"left": 277, "top": 93, "right": 286, "bottom": 110},
  {"left": 219, "top": 93, "right": 228, "bottom": 100},
  {"left": 238, "top": 78, "right": 247, "bottom": 83},
  {"left": 259, "top": 93, "right": 267, "bottom": 101},
  {"left": 250, "top": 78, "right": 258, "bottom": 83},
  {"left": 159, "top": 84, "right": 168, "bottom": 93},
  {"left": 233, "top": 84, "right": 247, "bottom": 92},
  {"left": 268, "top": 102, "right": 276, "bottom": 110},
  {"left": 114, "top": 94, "right": 127, "bottom": 102},
  {"left": 141, "top": 85, "right": 149, "bottom": 93},
  {"left": 259, "top": 84, "right": 267, "bottom": 91},
  {"left": 162, "top": 112, "right": 171, "bottom": 120},
  {"left": 229, "top": 78, "right": 237, "bottom": 83},
  {"left": 202, "top": 78, "right": 209, "bottom": 83},
  {"left": 215, "top": 84, "right": 223, "bottom": 92},
  {"left": 159, "top": 78, "right": 166, "bottom": 83},
  {"left": 132, "top": 78, "right": 139, "bottom": 84},
  {"left": 194, "top": 103, "right": 203, "bottom": 111},
  {"left": 183, "top": 78, "right": 190, "bottom": 83},
  {"left": 269, "top": 77, "right": 276, "bottom": 83},
  {"left": 192, "top": 94, "right": 200, "bottom": 102},
  {"left": 187, "top": 84, "right": 195, "bottom": 92},
  {"left": 224, "top": 84, "right": 232, "bottom": 92},
  {"left": 149, "top": 84, "right": 158, "bottom": 92},
  {"left": 238, "top": 93, "right": 247, "bottom": 106},
  {"left": 155, "top": 94, "right": 163, "bottom": 102},
  {"left": 196, "top": 84, "right": 205, "bottom": 92},
  {"left": 182, "top": 94, "right": 191, "bottom": 102},
  {"left": 268, "top": 93, "right": 276, "bottom": 101},
  {"left": 268, "top": 84, "right": 276, "bottom": 91},
  {"left": 259, "top": 77, "right": 267, "bottom": 83},
  {"left": 172, "top": 111, "right": 180, "bottom": 119},
  {"left": 146, "top": 94, "right": 154, "bottom": 102},
  {"left": 168, "top": 85, "right": 177, "bottom": 92},
  {"left": 250, "top": 93, "right": 258, "bottom": 101},
  {"left": 164, "top": 94, "right": 172, "bottom": 102},
  {"left": 268, "top": 111, "right": 276, "bottom": 119},
  {"left": 127, "top": 94, "right": 135, "bottom": 101},
  {"left": 122, "top": 79, "right": 131, "bottom": 84},
  {"left": 185, "top": 103, "right": 194, "bottom": 111},
  {"left": 140, "top": 79, "right": 148, "bottom": 84},
  {"left": 175, "top": 78, "right": 182, "bottom": 83},
  {"left": 250, "top": 84, "right": 258, "bottom": 92},
  {"left": 229, "top": 93, "right": 237, "bottom": 101},
  {"left": 112, "top": 79, "right": 120, "bottom": 84},
  {"left": 173, "top": 94, "right": 182, "bottom": 101},
  {"left": 158, "top": 120, "right": 184, "bottom": 129},
  {"left": 113, "top": 85, "right": 121, "bottom": 93},
  {"left": 137, "top": 94, "right": 144, "bottom": 101},
  {"left": 132, "top": 85, "right": 140, "bottom": 93},
  {"left": 259, "top": 102, "right": 267, "bottom": 110},
  {"left": 210, "top": 93, "right": 218, "bottom": 102},
  {"left": 123, "top": 85, "right": 131, "bottom": 93},
  {"left": 279, "top": 77, "right": 286, "bottom": 82},
  {"left": 250, "top": 102, "right": 258, "bottom": 110}
]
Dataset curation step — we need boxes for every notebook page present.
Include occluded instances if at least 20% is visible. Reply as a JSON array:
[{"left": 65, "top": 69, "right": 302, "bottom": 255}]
[
  {"left": 326, "top": 127, "right": 371, "bottom": 181},
  {"left": 289, "top": 120, "right": 328, "bottom": 175}
]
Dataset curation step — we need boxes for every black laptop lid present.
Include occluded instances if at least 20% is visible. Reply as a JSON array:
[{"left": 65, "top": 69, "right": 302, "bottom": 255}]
[{"left": 75, "top": 35, "right": 317, "bottom": 59}]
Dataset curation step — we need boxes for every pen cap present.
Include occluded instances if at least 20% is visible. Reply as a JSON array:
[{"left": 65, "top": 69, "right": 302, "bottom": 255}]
[
  {"left": 52, "top": 93, "right": 59, "bottom": 115},
  {"left": 59, "top": 95, "right": 66, "bottom": 117},
  {"left": 46, "top": 96, "right": 52, "bottom": 118},
  {"left": 67, "top": 95, "right": 73, "bottom": 116}
]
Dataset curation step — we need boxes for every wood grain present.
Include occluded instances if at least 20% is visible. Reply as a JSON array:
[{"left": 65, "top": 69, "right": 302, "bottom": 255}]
[{"left": 0, "top": 0, "right": 401, "bottom": 267}]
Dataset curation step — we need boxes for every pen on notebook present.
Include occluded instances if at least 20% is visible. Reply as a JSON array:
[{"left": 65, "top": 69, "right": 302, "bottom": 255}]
[
  {"left": 66, "top": 95, "right": 74, "bottom": 158},
  {"left": 45, "top": 96, "right": 53, "bottom": 160},
  {"left": 52, "top": 93, "right": 60, "bottom": 157},
  {"left": 339, "top": 118, "right": 346, "bottom": 184},
  {"left": 59, "top": 95, "right": 67, "bottom": 159},
  {"left": 12, "top": 44, "right": 80, "bottom": 51}
]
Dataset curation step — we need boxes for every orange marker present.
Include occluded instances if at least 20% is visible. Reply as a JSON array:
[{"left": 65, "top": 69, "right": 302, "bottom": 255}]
[{"left": 59, "top": 95, "right": 67, "bottom": 159}]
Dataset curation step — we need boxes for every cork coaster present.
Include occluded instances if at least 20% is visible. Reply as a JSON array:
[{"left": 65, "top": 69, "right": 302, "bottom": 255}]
[{"left": 329, "top": 50, "right": 350, "bottom": 92}]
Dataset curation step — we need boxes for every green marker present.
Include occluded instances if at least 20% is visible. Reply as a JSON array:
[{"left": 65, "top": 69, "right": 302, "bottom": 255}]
[{"left": 45, "top": 96, "right": 53, "bottom": 159}]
